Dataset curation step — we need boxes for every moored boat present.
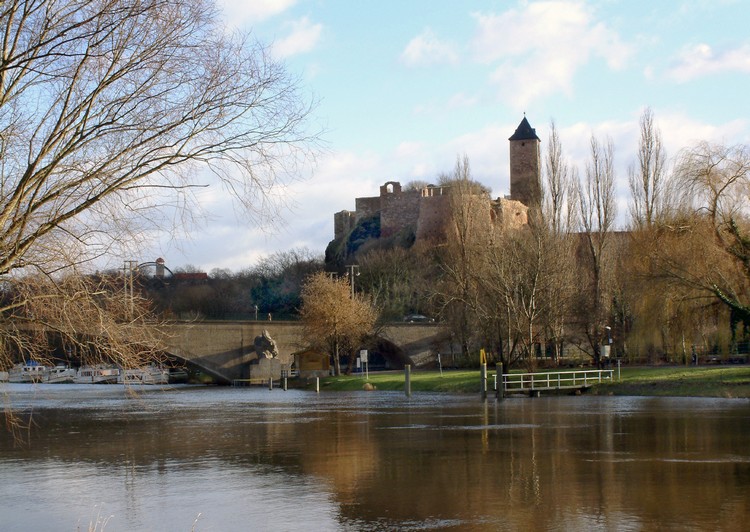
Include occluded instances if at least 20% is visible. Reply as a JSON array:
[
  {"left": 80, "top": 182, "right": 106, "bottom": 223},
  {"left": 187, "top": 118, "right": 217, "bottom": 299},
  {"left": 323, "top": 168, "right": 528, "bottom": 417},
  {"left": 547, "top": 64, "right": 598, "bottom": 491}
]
[
  {"left": 119, "top": 366, "right": 170, "bottom": 385},
  {"left": 8, "top": 362, "right": 49, "bottom": 383},
  {"left": 74, "top": 365, "right": 120, "bottom": 384},
  {"left": 45, "top": 365, "right": 77, "bottom": 384}
]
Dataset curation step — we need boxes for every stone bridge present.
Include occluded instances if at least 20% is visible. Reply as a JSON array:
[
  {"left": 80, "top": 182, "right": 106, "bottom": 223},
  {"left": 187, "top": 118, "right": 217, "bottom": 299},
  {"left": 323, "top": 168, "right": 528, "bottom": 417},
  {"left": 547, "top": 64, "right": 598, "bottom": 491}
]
[{"left": 161, "top": 321, "right": 451, "bottom": 383}]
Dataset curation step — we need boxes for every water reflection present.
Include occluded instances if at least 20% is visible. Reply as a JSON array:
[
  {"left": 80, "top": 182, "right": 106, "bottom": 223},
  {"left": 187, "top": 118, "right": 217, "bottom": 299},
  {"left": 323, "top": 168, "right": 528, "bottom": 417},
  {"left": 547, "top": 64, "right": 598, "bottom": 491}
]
[{"left": 0, "top": 384, "right": 749, "bottom": 531}]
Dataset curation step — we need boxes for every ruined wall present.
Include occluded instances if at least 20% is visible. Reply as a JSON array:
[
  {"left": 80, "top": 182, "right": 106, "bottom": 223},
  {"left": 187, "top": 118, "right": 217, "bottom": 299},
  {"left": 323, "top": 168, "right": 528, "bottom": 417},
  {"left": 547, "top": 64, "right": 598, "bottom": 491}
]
[
  {"left": 355, "top": 196, "right": 381, "bottom": 222},
  {"left": 491, "top": 198, "right": 528, "bottom": 229},
  {"left": 380, "top": 189, "right": 421, "bottom": 238},
  {"left": 415, "top": 191, "right": 452, "bottom": 242},
  {"left": 334, "top": 210, "right": 356, "bottom": 240}
]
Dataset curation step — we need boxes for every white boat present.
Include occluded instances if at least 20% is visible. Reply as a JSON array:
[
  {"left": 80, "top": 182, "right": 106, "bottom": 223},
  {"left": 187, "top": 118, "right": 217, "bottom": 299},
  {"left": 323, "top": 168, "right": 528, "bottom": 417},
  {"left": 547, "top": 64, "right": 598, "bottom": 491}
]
[
  {"left": 8, "top": 362, "right": 49, "bottom": 383},
  {"left": 74, "top": 365, "right": 120, "bottom": 384},
  {"left": 119, "top": 366, "right": 170, "bottom": 385},
  {"left": 45, "top": 365, "right": 77, "bottom": 384}
]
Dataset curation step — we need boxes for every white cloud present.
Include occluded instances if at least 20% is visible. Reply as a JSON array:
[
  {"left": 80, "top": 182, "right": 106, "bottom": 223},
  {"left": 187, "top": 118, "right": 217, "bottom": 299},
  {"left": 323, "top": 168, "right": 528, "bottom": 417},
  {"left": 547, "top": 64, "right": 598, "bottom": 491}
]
[
  {"left": 443, "top": 125, "right": 512, "bottom": 196},
  {"left": 447, "top": 92, "right": 479, "bottom": 109},
  {"left": 395, "top": 141, "right": 427, "bottom": 158},
  {"left": 655, "top": 112, "right": 748, "bottom": 152},
  {"left": 668, "top": 43, "right": 750, "bottom": 82},
  {"left": 273, "top": 17, "right": 323, "bottom": 58},
  {"left": 218, "top": 0, "right": 297, "bottom": 26},
  {"left": 470, "top": 2, "right": 631, "bottom": 108},
  {"left": 149, "top": 150, "right": 383, "bottom": 270},
  {"left": 400, "top": 28, "right": 459, "bottom": 67}
]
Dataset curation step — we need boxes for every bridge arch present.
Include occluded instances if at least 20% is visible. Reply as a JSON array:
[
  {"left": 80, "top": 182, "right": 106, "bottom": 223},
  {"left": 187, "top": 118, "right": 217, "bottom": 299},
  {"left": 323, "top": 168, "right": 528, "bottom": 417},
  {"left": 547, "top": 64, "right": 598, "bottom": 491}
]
[{"left": 161, "top": 321, "right": 451, "bottom": 382}]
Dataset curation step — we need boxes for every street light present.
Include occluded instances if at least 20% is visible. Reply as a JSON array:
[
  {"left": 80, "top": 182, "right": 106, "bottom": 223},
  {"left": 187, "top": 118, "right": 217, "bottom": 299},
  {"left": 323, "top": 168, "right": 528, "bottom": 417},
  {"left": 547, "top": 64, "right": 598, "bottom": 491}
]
[
  {"left": 123, "top": 260, "right": 138, "bottom": 315},
  {"left": 345, "top": 264, "right": 360, "bottom": 298},
  {"left": 603, "top": 325, "right": 613, "bottom": 365}
]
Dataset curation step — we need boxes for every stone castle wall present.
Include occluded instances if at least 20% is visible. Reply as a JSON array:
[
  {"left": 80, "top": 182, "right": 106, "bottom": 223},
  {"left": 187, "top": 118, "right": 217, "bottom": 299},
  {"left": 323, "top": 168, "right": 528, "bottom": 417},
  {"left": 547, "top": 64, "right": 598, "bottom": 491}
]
[
  {"left": 492, "top": 197, "right": 528, "bottom": 229},
  {"left": 335, "top": 184, "right": 530, "bottom": 246},
  {"left": 333, "top": 117, "right": 540, "bottom": 246},
  {"left": 334, "top": 210, "right": 356, "bottom": 239},
  {"left": 415, "top": 191, "right": 451, "bottom": 241},
  {"left": 380, "top": 189, "right": 422, "bottom": 238},
  {"left": 354, "top": 196, "right": 381, "bottom": 222}
]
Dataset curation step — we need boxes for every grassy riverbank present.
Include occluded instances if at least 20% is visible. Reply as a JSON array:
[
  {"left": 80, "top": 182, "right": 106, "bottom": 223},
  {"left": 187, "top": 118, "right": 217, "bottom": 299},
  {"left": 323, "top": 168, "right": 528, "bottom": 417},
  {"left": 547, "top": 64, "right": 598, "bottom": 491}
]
[{"left": 308, "top": 366, "right": 750, "bottom": 398}]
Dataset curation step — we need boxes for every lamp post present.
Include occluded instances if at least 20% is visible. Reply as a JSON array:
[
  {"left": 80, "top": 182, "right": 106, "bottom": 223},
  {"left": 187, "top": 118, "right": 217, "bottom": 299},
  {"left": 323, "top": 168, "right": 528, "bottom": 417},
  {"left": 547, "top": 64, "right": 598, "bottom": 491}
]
[
  {"left": 345, "top": 264, "right": 360, "bottom": 298},
  {"left": 604, "top": 325, "right": 613, "bottom": 364},
  {"left": 123, "top": 260, "right": 138, "bottom": 315}
]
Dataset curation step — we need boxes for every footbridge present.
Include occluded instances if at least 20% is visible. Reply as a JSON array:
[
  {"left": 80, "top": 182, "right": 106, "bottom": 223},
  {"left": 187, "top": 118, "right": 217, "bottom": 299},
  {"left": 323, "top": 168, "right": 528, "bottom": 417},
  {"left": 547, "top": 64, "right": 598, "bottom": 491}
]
[{"left": 161, "top": 321, "right": 451, "bottom": 383}]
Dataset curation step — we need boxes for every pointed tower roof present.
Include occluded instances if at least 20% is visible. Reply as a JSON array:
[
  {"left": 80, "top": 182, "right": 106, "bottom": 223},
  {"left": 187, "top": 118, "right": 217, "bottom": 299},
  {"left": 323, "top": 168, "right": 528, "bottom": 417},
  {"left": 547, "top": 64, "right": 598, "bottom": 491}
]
[{"left": 508, "top": 116, "right": 540, "bottom": 141}]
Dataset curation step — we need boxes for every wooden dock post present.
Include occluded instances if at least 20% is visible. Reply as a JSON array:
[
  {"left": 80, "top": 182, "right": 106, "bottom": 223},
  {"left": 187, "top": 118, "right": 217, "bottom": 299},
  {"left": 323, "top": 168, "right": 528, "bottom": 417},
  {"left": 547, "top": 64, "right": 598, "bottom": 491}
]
[
  {"left": 496, "top": 363, "right": 504, "bottom": 400},
  {"left": 480, "top": 363, "right": 487, "bottom": 399},
  {"left": 405, "top": 365, "right": 411, "bottom": 397}
]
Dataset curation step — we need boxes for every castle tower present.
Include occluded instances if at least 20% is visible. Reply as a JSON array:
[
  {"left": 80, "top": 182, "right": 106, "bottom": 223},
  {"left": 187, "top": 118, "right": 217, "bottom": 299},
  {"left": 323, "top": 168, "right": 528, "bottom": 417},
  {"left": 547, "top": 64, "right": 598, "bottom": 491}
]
[{"left": 508, "top": 116, "right": 541, "bottom": 208}]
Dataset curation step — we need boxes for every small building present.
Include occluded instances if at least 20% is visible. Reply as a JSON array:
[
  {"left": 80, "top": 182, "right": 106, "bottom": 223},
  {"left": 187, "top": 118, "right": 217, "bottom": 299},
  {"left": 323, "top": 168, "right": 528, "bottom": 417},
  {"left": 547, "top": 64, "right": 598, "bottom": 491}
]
[{"left": 294, "top": 350, "right": 330, "bottom": 379}]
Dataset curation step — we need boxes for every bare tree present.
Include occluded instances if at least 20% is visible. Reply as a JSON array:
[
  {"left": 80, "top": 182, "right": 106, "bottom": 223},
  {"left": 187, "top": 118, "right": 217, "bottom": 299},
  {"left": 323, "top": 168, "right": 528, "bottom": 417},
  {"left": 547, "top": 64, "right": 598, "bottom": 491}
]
[
  {"left": 299, "top": 272, "right": 377, "bottom": 376},
  {"left": 433, "top": 155, "right": 490, "bottom": 360},
  {"left": 0, "top": 1, "right": 316, "bottom": 378},
  {"left": 629, "top": 108, "right": 668, "bottom": 228},
  {"left": 543, "top": 120, "right": 573, "bottom": 234},
  {"left": 575, "top": 135, "right": 618, "bottom": 366},
  {"left": 540, "top": 121, "right": 578, "bottom": 362},
  {"left": 357, "top": 246, "right": 432, "bottom": 322}
]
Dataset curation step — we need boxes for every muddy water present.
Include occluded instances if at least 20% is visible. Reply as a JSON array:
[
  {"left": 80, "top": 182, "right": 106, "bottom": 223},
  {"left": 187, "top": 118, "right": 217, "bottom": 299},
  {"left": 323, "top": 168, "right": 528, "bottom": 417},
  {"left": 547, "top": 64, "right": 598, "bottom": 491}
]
[{"left": 1, "top": 384, "right": 749, "bottom": 531}]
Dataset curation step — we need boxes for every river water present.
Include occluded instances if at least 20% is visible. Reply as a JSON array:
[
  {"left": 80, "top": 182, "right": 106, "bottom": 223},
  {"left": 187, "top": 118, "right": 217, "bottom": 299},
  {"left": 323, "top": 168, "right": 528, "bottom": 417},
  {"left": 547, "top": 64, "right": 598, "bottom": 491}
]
[{"left": 1, "top": 384, "right": 749, "bottom": 531}]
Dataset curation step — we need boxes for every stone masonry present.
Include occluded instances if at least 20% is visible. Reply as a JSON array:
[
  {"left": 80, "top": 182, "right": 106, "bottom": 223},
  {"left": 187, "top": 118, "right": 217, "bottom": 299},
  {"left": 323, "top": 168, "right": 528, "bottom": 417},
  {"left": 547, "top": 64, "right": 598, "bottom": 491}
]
[{"left": 333, "top": 117, "right": 541, "bottom": 243}]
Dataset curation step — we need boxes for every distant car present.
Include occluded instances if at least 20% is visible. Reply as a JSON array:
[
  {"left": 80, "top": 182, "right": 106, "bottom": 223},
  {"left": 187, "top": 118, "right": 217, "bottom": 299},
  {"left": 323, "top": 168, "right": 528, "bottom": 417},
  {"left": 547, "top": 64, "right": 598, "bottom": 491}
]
[{"left": 403, "top": 314, "right": 433, "bottom": 323}]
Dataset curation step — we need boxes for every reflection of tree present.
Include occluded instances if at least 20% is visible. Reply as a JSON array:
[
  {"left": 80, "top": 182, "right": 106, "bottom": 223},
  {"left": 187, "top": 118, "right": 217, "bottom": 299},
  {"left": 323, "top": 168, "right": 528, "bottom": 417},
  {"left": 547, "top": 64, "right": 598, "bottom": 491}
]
[{"left": 6, "top": 395, "right": 749, "bottom": 530}]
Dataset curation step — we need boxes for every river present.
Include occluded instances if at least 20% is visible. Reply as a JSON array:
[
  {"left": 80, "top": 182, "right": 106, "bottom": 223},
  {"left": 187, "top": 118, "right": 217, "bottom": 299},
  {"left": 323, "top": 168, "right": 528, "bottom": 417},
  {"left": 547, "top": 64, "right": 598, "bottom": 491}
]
[{"left": 0, "top": 383, "right": 749, "bottom": 531}]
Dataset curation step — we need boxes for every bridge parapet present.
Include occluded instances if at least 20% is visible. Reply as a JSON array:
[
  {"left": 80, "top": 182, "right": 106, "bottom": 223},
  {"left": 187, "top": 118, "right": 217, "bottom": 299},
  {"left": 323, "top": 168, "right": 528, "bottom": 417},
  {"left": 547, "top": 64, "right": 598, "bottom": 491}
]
[{"left": 161, "top": 321, "right": 450, "bottom": 383}]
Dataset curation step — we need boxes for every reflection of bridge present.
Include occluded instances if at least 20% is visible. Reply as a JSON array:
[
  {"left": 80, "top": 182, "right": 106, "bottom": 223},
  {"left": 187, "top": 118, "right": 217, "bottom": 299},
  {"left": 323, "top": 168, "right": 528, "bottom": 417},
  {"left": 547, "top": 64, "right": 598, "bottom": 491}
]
[{"left": 161, "top": 321, "right": 450, "bottom": 383}]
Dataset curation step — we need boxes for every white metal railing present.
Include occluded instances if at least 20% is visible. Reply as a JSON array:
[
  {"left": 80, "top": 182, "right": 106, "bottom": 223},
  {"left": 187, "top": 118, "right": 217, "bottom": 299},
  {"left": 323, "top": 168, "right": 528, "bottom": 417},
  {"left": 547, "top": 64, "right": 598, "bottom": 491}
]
[{"left": 502, "top": 369, "right": 613, "bottom": 393}]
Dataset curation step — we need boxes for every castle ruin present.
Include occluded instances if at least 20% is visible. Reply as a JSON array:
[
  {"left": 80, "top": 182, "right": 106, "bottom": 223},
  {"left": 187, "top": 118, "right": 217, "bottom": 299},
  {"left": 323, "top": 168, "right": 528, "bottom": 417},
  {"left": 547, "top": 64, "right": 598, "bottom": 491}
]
[{"left": 333, "top": 116, "right": 541, "bottom": 245}]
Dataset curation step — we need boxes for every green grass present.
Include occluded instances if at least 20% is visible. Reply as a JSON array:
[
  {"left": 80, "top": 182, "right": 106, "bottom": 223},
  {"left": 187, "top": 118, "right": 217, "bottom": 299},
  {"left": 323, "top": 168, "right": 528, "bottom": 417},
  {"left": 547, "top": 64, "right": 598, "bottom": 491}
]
[
  {"left": 593, "top": 365, "right": 750, "bottom": 398},
  {"left": 310, "top": 370, "right": 489, "bottom": 393},
  {"left": 304, "top": 366, "right": 750, "bottom": 398}
]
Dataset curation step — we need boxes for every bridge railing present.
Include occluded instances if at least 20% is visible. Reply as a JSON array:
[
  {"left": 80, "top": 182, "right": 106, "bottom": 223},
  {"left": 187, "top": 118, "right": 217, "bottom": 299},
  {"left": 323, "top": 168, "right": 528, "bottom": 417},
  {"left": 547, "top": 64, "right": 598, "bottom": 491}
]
[{"left": 502, "top": 369, "right": 613, "bottom": 393}]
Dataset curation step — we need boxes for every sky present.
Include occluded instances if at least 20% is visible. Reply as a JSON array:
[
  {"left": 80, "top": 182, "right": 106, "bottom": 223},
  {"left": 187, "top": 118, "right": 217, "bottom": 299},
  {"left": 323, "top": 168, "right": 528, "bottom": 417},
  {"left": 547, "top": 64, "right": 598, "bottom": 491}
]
[{"left": 143, "top": 0, "right": 750, "bottom": 272}]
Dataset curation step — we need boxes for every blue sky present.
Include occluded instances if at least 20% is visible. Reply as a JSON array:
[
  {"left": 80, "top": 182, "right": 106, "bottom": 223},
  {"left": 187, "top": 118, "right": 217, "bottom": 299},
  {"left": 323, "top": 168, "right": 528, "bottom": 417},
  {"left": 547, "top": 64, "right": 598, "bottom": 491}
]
[{"left": 146, "top": 0, "right": 750, "bottom": 272}]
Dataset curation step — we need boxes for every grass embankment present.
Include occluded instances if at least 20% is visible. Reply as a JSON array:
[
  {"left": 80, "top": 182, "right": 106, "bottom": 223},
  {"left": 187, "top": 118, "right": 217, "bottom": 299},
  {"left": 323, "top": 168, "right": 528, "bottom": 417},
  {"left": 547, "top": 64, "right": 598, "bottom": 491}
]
[
  {"left": 592, "top": 365, "right": 750, "bottom": 398},
  {"left": 310, "top": 366, "right": 750, "bottom": 398},
  {"left": 315, "top": 370, "right": 485, "bottom": 393}
]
